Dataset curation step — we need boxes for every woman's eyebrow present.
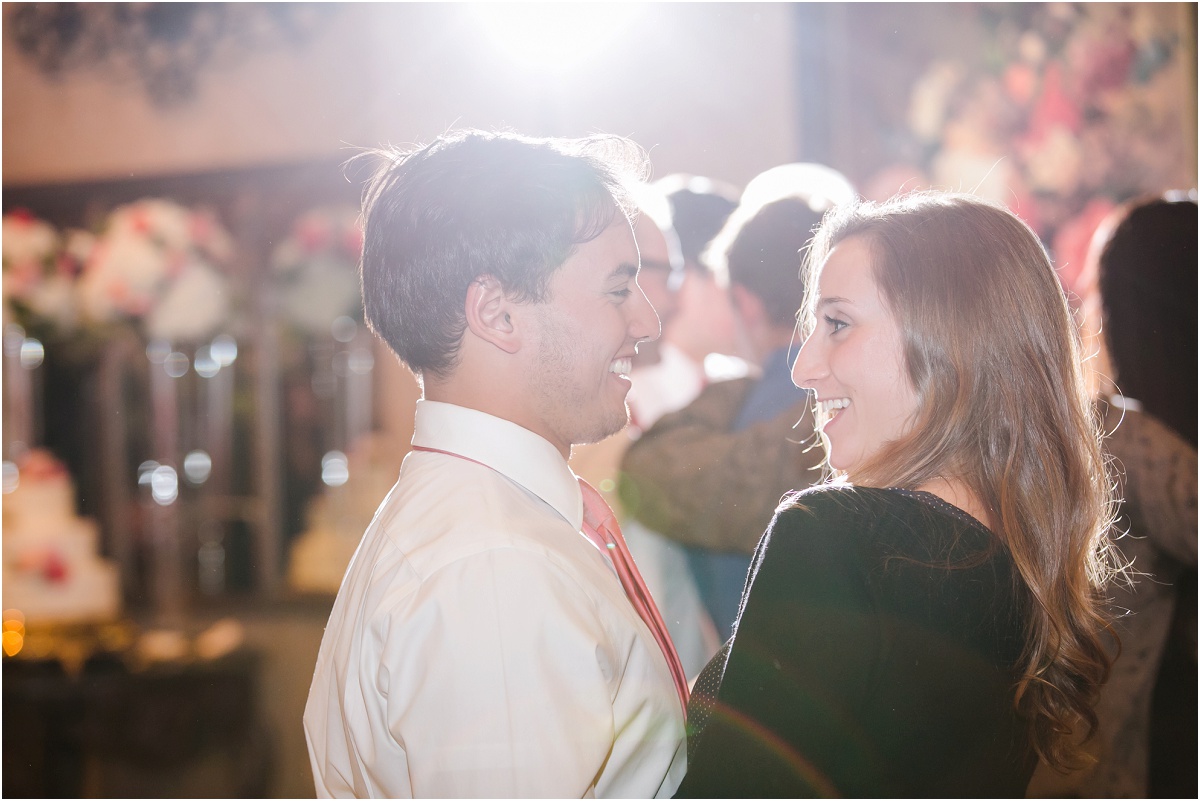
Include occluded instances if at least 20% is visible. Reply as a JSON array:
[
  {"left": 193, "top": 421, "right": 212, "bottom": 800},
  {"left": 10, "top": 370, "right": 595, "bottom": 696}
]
[{"left": 816, "top": 295, "right": 852, "bottom": 308}]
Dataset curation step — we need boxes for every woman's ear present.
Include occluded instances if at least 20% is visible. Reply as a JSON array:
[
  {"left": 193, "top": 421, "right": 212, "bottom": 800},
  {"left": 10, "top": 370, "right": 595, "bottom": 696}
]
[{"left": 465, "top": 275, "right": 521, "bottom": 354}]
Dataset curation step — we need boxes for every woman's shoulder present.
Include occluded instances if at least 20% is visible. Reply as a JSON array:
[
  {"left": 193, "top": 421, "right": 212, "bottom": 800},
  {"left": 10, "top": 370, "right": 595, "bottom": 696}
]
[
  {"left": 763, "top": 484, "right": 915, "bottom": 559},
  {"left": 770, "top": 483, "right": 997, "bottom": 565},
  {"left": 775, "top": 483, "right": 941, "bottom": 526},
  {"left": 768, "top": 484, "right": 1023, "bottom": 642}
]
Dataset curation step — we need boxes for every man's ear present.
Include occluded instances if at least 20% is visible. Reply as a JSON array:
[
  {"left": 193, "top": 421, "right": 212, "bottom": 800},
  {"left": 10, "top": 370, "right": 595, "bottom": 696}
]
[{"left": 465, "top": 275, "right": 521, "bottom": 354}]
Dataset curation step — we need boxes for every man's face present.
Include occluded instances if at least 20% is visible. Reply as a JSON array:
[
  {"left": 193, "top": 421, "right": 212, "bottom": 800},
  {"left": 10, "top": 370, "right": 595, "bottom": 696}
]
[{"left": 522, "top": 217, "right": 660, "bottom": 454}]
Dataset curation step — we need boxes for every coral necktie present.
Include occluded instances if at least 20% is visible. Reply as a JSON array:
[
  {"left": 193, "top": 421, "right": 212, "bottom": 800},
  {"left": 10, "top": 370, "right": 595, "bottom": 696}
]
[{"left": 578, "top": 478, "right": 690, "bottom": 717}]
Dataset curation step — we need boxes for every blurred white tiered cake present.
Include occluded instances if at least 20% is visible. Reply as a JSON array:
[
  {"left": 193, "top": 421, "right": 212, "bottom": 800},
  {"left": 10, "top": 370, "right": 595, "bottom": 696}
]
[
  {"left": 2, "top": 449, "right": 122, "bottom": 625},
  {"left": 287, "top": 433, "right": 401, "bottom": 595}
]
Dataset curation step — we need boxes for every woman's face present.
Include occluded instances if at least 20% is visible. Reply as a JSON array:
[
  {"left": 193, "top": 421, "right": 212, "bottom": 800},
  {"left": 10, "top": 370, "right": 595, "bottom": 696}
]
[{"left": 792, "top": 236, "right": 920, "bottom": 478}]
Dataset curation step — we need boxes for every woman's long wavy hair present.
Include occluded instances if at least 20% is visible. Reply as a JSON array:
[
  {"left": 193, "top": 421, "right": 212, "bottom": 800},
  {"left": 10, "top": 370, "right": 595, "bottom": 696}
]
[{"left": 798, "top": 192, "right": 1118, "bottom": 770}]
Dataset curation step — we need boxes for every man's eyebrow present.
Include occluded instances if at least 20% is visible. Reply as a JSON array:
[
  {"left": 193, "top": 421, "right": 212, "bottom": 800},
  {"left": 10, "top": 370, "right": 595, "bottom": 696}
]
[
  {"left": 610, "top": 263, "right": 639, "bottom": 280},
  {"left": 639, "top": 258, "right": 675, "bottom": 273}
]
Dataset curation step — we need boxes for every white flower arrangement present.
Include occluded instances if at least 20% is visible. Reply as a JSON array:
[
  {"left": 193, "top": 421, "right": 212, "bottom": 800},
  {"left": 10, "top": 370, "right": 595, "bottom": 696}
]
[
  {"left": 270, "top": 206, "right": 363, "bottom": 336},
  {"left": 2, "top": 210, "right": 89, "bottom": 334},
  {"left": 76, "top": 198, "right": 235, "bottom": 343}
]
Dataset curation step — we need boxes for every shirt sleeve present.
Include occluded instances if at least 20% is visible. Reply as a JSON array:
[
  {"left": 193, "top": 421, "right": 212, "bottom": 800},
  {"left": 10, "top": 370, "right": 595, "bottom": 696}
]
[
  {"left": 374, "top": 547, "right": 622, "bottom": 798},
  {"left": 618, "top": 380, "right": 821, "bottom": 554},
  {"left": 675, "top": 502, "right": 888, "bottom": 797}
]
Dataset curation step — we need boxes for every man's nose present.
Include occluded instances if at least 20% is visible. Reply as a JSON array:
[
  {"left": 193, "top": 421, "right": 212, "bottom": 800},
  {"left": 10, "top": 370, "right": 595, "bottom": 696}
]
[{"left": 630, "top": 285, "right": 662, "bottom": 342}]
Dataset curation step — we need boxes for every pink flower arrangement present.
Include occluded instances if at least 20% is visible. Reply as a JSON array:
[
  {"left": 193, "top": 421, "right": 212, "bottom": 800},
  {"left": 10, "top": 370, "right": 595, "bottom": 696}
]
[
  {"left": 76, "top": 198, "right": 235, "bottom": 342},
  {"left": 866, "top": 2, "right": 1191, "bottom": 284},
  {"left": 2, "top": 209, "right": 90, "bottom": 334}
]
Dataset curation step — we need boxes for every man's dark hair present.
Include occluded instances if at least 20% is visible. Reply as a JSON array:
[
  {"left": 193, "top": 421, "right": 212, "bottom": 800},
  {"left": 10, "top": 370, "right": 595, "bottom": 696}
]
[
  {"left": 717, "top": 196, "right": 827, "bottom": 328},
  {"left": 655, "top": 174, "right": 739, "bottom": 270},
  {"left": 357, "top": 130, "right": 648, "bottom": 377}
]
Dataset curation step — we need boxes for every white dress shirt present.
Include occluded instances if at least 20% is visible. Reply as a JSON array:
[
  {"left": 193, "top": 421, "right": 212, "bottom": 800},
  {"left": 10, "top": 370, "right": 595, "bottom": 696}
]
[
  {"left": 621, "top": 342, "right": 721, "bottom": 678},
  {"left": 304, "top": 400, "right": 686, "bottom": 798}
]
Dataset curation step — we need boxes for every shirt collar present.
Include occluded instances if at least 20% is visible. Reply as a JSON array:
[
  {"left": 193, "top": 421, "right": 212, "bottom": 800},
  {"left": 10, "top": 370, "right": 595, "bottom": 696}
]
[{"left": 412, "top": 400, "right": 583, "bottom": 531}]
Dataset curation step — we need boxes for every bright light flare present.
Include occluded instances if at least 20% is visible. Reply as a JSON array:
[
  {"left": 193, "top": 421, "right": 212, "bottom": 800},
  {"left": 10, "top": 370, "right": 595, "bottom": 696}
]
[
  {"left": 475, "top": 3, "right": 639, "bottom": 73},
  {"left": 740, "top": 163, "right": 858, "bottom": 217}
]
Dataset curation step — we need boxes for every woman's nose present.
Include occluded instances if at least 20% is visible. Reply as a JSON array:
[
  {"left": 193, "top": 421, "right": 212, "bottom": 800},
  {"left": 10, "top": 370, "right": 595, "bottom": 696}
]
[{"left": 792, "top": 334, "right": 822, "bottom": 390}]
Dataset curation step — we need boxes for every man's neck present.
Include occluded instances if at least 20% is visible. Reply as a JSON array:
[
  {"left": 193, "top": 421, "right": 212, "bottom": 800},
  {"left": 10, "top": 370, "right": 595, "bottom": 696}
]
[{"left": 423, "top": 379, "right": 574, "bottom": 461}]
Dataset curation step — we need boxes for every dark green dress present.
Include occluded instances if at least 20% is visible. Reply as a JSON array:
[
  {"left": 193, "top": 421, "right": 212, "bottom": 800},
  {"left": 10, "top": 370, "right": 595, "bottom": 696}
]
[{"left": 676, "top": 485, "right": 1036, "bottom": 798}]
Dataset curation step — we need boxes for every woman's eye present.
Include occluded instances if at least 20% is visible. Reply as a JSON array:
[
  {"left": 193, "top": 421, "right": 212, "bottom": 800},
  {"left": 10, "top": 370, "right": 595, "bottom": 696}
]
[{"left": 824, "top": 314, "right": 848, "bottom": 333}]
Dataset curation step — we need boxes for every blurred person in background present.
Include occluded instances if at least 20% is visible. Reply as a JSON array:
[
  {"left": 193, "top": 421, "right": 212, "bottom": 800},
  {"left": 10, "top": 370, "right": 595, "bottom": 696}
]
[
  {"left": 677, "top": 192, "right": 1118, "bottom": 797},
  {"left": 571, "top": 179, "right": 738, "bottom": 678},
  {"left": 1029, "top": 192, "right": 1197, "bottom": 798},
  {"left": 304, "top": 130, "right": 687, "bottom": 798},
  {"left": 653, "top": 174, "right": 747, "bottom": 377},
  {"left": 620, "top": 164, "right": 854, "bottom": 641}
]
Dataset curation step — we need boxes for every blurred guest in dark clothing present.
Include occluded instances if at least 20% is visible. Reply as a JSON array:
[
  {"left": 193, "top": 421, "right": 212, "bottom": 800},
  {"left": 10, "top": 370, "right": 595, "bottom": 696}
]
[{"left": 1031, "top": 193, "right": 1197, "bottom": 798}]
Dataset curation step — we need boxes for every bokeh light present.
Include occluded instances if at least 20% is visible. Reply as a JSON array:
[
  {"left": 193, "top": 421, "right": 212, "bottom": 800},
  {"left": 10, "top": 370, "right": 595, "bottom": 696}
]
[
  {"left": 321, "top": 450, "right": 349, "bottom": 487},
  {"left": 183, "top": 450, "right": 212, "bottom": 484},
  {"left": 146, "top": 339, "right": 171, "bottom": 365},
  {"left": 164, "top": 351, "right": 190, "bottom": 378},
  {"left": 210, "top": 334, "right": 238, "bottom": 366},
  {"left": 2, "top": 610, "right": 25, "bottom": 657},
  {"left": 331, "top": 315, "right": 357, "bottom": 343},
  {"left": 137, "top": 460, "right": 160, "bottom": 485},
  {"left": 151, "top": 464, "right": 179, "bottom": 505},
  {"left": 3, "top": 324, "right": 24, "bottom": 357},
  {"left": 2, "top": 461, "right": 18, "bottom": 494},
  {"left": 194, "top": 345, "right": 220, "bottom": 378},
  {"left": 19, "top": 337, "right": 44, "bottom": 369},
  {"left": 348, "top": 347, "right": 374, "bottom": 375},
  {"left": 2, "top": 630, "right": 23, "bottom": 657}
]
